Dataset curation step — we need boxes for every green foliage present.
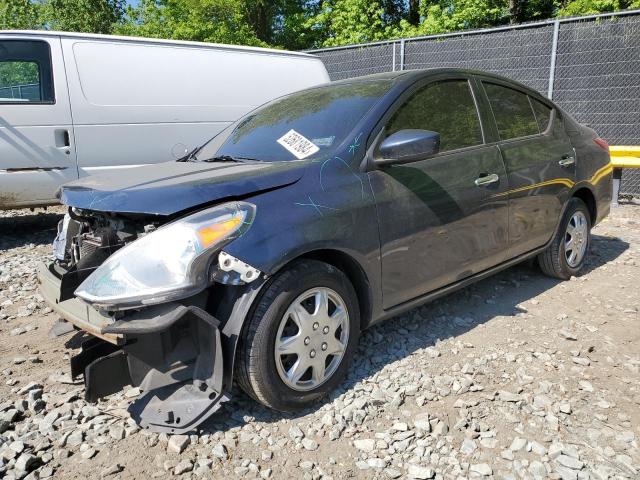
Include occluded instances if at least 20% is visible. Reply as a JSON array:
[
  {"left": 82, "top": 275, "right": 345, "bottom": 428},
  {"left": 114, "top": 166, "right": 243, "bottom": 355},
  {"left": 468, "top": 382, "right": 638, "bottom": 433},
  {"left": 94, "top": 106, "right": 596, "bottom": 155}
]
[
  {"left": 558, "top": 0, "right": 618, "bottom": 15},
  {"left": 0, "top": 61, "right": 38, "bottom": 88},
  {"left": 2, "top": 0, "right": 639, "bottom": 49},
  {"left": 0, "top": 0, "right": 44, "bottom": 29},
  {"left": 44, "top": 0, "right": 125, "bottom": 34},
  {"left": 306, "top": 0, "right": 400, "bottom": 47},
  {"left": 269, "top": 1, "right": 324, "bottom": 50},
  {"left": 115, "top": 0, "right": 264, "bottom": 46},
  {"left": 397, "top": 0, "right": 508, "bottom": 38}
]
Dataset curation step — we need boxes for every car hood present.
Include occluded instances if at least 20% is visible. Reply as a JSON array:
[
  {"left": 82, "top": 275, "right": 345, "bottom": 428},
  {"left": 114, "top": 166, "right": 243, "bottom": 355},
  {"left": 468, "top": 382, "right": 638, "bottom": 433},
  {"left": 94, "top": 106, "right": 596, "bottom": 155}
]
[{"left": 59, "top": 160, "right": 307, "bottom": 215}]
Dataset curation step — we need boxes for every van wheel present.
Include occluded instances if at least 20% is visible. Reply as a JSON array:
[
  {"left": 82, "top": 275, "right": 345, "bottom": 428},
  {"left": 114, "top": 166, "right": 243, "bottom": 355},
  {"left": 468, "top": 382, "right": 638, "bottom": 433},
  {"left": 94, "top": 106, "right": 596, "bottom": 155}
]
[
  {"left": 538, "top": 198, "right": 591, "bottom": 280},
  {"left": 235, "top": 260, "right": 360, "bottom": 411}
]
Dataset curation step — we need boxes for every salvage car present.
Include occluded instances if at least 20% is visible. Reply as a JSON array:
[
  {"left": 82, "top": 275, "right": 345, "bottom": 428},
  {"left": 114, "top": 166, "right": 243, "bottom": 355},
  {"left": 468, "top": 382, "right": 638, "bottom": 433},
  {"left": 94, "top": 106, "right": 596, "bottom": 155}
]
[{"left": 38, "top": 69, "right": 612, "bottom": 433}]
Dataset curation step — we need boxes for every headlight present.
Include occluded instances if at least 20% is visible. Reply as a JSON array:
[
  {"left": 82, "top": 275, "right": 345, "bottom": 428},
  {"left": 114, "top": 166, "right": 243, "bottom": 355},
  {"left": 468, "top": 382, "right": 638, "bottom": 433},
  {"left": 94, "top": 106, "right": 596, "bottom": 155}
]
[{"left": 75, "top": 202, "right": 255, "bottom": 310}]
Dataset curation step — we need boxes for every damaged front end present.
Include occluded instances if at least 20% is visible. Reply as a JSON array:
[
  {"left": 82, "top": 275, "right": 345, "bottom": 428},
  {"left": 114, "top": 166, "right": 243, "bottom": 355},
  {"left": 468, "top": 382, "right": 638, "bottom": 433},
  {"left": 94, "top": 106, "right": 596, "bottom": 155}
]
[
  {"left": 70, "top": 302, "right": 226, "bottom": 433},
  {"left": 38, "top": 202, "right": 263, "bottom": 433}
]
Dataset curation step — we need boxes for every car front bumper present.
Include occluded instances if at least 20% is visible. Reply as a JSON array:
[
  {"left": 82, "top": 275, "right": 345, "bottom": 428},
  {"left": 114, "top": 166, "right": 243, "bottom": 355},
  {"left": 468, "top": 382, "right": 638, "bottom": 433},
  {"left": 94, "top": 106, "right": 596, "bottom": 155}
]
[
  {"left": 38, "top": 262, "right": 123, "bottom": 344},
  {"left": 38, "top": 262, "right": 228, "bottom": 434}
]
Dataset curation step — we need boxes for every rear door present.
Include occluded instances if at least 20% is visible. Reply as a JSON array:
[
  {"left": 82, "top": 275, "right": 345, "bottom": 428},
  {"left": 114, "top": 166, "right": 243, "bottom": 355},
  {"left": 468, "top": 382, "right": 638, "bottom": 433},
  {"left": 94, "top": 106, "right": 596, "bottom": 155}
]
[
  {"left": 0, "top": 36, "right": 78, "bottom": 207},
  {"left": 480, "top": 81, "right": 575, "bottom": 257},
  {"left": 369, "top": 77, "right": 510, "bottom": 309}
]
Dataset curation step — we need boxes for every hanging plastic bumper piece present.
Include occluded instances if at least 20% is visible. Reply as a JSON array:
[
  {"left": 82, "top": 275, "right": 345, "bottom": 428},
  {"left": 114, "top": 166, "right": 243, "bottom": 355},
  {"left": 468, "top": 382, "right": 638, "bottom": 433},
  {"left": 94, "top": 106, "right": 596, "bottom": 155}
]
[{"left": 67, "top": 302, "right": 227, "bottom": 434}]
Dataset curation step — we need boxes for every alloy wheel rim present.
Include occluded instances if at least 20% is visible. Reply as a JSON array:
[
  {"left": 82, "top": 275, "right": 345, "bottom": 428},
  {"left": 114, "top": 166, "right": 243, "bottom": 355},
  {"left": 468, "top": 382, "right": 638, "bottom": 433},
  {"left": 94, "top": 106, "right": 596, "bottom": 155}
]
[
  {"left": 564, "top": 211, "right": 588, "bottom": 268},
  {"left": 274, "top": 287, "right": 349, "bottom": 392}
]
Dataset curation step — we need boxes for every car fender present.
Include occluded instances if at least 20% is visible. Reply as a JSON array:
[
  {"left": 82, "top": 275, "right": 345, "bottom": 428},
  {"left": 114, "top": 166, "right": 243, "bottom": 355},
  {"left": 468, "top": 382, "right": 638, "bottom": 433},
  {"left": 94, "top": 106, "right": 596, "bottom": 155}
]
[{"left": 222, "top": 165, "right": 381, "bottom": 303}]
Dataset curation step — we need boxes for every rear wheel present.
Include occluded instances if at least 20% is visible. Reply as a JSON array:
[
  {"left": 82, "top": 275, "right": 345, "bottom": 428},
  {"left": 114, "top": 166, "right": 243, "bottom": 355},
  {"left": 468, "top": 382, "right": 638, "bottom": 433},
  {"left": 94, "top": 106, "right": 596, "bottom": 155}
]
[
  {"left": 235, "top": 260, "right": 360, "bottom": 411},
  {"left": 538, "top": 197, "right": 591, "bottom": 279}
]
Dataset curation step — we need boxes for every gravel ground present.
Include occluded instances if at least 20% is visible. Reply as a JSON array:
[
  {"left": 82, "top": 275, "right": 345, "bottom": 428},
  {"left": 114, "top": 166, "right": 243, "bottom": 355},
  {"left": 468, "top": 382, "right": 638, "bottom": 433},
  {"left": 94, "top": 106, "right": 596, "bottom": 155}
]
[{"left": 0, "top": 203, "right": 639, "bottom": 480}]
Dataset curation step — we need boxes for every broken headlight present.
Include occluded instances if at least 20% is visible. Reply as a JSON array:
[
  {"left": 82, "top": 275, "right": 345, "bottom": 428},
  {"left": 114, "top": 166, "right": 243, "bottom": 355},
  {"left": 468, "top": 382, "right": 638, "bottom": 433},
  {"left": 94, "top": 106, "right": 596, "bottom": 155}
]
[{"left": 75, "top": 202, "right": 255, "bottom": 310}]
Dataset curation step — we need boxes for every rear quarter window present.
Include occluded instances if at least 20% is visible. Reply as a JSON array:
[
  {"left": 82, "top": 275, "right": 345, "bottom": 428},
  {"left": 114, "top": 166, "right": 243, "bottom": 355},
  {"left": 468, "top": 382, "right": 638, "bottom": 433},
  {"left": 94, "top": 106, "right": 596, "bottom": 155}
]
[
  {"left": 483, "top": 82, "right": 539, "bottom": 140},
  {"left": 530, "top": 98, "right": 552, "bottom": 132}
]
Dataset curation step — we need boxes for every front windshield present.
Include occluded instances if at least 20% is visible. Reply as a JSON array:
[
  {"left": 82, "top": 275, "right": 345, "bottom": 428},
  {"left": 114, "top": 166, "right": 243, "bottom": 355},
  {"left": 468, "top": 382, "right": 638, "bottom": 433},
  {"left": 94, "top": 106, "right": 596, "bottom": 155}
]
[{"left": 194, "top": 79, "right": 393, "bottom": 162}]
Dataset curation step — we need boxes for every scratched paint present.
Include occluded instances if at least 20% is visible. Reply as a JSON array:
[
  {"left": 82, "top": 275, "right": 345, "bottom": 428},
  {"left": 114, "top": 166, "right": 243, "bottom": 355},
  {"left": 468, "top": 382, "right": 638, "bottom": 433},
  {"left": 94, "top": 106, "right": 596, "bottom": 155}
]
[
  {"left": 294, "top": 195, "right": 339, "bottom": 216},
  {"left": 348, "top": 132, "right": 363, "bottom": 156},
  {"left": 319, "top": 156, "right": 365, "bottom": 200}
]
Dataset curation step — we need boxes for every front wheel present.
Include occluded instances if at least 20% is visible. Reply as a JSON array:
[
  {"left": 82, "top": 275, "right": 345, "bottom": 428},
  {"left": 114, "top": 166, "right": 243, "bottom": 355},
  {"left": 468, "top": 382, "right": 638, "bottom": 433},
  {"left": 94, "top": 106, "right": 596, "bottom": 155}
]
[
  {"left": 235, "top": 260, "right": 360, "bottom": 411},
  {"left": 538, "top": 197, "right": 591, "bottom": 279}
]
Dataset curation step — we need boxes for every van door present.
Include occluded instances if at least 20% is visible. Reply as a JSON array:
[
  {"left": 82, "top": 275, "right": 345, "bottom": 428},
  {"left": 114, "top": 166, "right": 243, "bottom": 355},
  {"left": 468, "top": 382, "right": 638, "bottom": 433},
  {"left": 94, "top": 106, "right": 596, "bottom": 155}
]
[{"left": 0, "top": 36, "right": 78, "bottom": 208}]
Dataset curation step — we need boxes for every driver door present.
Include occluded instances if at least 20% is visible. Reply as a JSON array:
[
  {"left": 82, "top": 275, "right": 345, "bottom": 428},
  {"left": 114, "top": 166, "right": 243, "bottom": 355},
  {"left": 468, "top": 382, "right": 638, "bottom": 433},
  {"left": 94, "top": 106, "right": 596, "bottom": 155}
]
[{"left": 368, "top": 77, "right": 510, "bottom": 309}]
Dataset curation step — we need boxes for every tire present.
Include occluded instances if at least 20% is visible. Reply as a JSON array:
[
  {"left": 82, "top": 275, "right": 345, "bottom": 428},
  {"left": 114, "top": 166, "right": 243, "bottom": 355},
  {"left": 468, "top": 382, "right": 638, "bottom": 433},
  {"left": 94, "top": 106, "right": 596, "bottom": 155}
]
[
  {"left": 538, "top": 197, "right": 591, "bottom": 280},
  {"left": 235, "top": 259, "right": 360, "bottom": 412}
]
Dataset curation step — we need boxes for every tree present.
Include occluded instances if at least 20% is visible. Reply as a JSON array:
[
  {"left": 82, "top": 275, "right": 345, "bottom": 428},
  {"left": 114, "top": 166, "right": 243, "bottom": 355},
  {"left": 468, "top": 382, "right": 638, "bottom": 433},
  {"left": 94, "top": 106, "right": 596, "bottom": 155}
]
[
  {"left": 508, "top": 0, "right": 526, "bottom": 23},
  {"left": 306, "top": 0, "right": 398, "bottom": 47},
  {"left": 0, "top": 61, "right": 38, "bottom": 90},
  {"left": 3, "top": 0, "right": 640, "bottom": 51},
  {"left": 397, "top": 0, "right": 507, "bottom": 38},
  {"left": 407, "top": 0, "right": 420, "bottom": 25},
  {"left": 42, "top": 0, "right": 124, "bottom": 34},
  {"left": 558, "top": 0, "right": 620, "bottom": 15},
  {"left": 116, "top": 0, "right": 263, "bottom": 46},
  {"left": 269, "top": 1, "right": 325, "bottom": 50},
  {"left": 244, "top": 0, "right": 279, "bottom": 44},
  {"left": 524, "top": 0, "right": 555, "bottom": 21},
  {"left": 0, "top": 0, "right": 44, "bottom": 30}
]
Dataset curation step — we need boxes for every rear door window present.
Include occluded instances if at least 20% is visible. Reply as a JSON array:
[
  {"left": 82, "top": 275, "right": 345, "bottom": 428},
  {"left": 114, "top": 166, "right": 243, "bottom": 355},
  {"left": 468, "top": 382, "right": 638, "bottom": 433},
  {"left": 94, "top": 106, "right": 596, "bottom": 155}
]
[
  {"left": 0, "top": 40, "right": 54, "bottom": 103},
  {"left": 483, "top": 82, "right": 538, "bottom": 140},
  {"left": 385, "top": 79, "right": 483, "bottom": 153}
]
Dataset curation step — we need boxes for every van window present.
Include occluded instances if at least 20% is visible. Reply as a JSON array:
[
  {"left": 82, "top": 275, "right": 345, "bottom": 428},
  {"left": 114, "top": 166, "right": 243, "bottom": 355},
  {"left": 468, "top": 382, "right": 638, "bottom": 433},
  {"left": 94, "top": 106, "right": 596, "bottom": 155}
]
[
  {"left": 531, "top": 97, "right": 552, "bottom": 132},
  {"left": 483, "top": 82, "right": 539, "bottom": 140},
  {"left": 0, "top": 40, "right": 54, "bottom": 103},
  {"left": 385, "top": 80, "right": 483, "bottom": 153}
]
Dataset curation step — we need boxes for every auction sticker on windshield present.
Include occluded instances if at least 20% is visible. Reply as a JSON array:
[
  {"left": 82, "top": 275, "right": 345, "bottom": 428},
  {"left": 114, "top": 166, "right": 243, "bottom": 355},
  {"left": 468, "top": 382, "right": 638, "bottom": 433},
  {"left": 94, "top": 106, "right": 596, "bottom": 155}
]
[{"left": 277, "top": 129, "right": 320, "bottom": 159}]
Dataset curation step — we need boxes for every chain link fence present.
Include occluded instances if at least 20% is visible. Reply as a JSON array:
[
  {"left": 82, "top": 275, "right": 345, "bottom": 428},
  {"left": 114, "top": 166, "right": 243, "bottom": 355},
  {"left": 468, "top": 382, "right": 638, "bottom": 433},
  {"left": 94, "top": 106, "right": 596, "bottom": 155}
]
[
  {"left": 0, "top": 83, "right": 39, "bottom": 101},
  {"left": 309, "top": 10, "right": 640, "bottom": 198}
]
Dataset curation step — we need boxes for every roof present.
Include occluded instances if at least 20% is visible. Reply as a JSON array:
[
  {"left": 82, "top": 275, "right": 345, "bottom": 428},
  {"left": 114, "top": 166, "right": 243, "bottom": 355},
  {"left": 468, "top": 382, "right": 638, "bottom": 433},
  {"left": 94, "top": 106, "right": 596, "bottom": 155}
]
[
  {"left": 0, "top": 30, "right": 318, "bottom": 59},
  {"left": 328, "top": 68, "right": 542, "bottom": 94}
]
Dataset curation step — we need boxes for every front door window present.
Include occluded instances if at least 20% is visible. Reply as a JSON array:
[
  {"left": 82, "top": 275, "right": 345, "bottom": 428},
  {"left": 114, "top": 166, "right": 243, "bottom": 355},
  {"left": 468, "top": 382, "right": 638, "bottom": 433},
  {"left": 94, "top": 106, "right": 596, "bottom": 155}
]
[{"left": 385, "top": 80, "right": 484, "bottom": 152}]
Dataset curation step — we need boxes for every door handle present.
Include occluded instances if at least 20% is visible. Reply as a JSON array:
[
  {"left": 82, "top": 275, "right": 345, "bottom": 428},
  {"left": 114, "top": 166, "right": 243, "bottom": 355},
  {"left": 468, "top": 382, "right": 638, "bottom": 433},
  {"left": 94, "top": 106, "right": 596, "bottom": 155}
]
[
  {"left": 55, "top": 129, "right": 71, "bottom": 155},
  {"left": 474, "top": 173, "right": 499, "bottom": 186},
  {"left": 559, "top": 155, "right": 575, "bottom": 167}
]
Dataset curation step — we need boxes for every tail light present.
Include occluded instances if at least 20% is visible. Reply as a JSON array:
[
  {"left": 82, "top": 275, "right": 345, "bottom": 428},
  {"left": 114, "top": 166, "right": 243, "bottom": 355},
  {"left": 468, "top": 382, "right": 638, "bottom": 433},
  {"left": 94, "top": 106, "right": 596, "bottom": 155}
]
[{"left": 593, "top": 137, "right": 609, "bottom": 151}]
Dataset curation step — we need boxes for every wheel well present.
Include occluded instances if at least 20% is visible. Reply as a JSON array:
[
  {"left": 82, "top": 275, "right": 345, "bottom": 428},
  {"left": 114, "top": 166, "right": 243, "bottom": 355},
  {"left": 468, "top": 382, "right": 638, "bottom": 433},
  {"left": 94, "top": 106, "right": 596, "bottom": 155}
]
[
  {"left": 572, "top": 187, "right": 597, "bottom": 225},
  {"left": 298, "top": 250, "right": 372, "bottom": 331}
]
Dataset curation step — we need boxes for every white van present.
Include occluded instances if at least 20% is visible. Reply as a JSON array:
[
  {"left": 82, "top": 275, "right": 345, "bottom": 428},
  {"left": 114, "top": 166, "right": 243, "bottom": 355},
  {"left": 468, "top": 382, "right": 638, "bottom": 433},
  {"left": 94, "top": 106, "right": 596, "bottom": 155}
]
[{"left": 0, "top": 31, "right": 329, "bottom": 209}]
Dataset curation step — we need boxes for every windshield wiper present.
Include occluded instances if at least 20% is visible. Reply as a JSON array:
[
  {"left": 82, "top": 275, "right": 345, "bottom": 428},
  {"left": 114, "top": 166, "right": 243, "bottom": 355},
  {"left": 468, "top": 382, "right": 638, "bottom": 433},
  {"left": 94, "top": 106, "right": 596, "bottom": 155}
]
[
  {"left": 176, "top": 145, "right": 204, "bottom": 162},
  {"left": 198, "top": 155, "right": 258, "bottom": 163}
]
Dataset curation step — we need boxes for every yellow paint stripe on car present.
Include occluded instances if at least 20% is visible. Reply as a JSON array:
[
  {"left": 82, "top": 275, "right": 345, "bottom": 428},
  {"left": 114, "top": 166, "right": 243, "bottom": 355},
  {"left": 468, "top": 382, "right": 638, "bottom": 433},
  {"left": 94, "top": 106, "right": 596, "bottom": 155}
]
[
  {"left": 589, "top": 163, "right": 613, "bottom": 185},
  {"left": 492, "top": 160, "right": 615, "bottom": 200},
  {"left": 491, "top": 178, "right": 575, "bottom": 198}
]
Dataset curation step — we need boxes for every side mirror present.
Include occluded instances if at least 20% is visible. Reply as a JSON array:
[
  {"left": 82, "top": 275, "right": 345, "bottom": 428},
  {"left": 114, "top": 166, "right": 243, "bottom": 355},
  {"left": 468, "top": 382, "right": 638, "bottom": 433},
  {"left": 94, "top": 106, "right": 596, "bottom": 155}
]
[{"left": 375, "top": 129, "right": 440, "bottom": 166}]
